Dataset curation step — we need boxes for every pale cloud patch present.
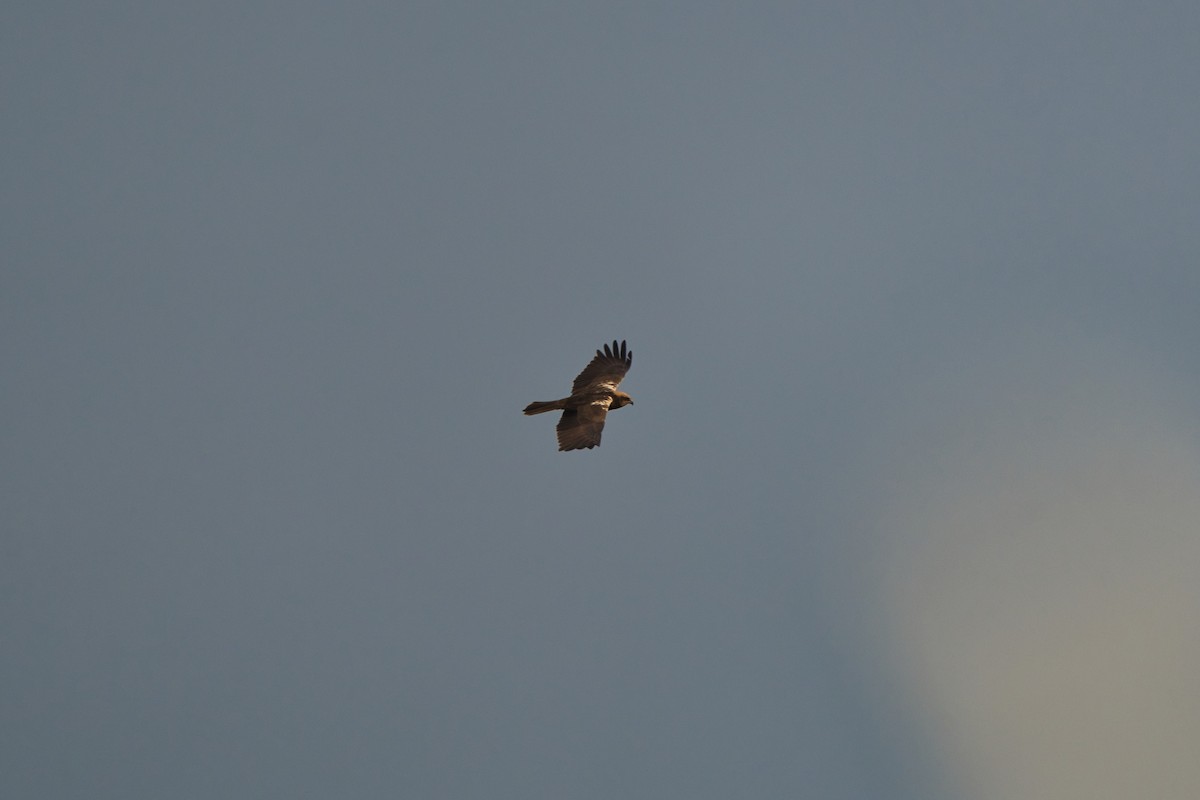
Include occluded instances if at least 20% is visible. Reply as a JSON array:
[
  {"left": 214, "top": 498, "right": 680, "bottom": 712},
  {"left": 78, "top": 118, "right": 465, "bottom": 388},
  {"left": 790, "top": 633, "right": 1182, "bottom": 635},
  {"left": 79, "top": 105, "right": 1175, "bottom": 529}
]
[{"left": 871, "top": 331, "right": 1200, "bottom": 800}]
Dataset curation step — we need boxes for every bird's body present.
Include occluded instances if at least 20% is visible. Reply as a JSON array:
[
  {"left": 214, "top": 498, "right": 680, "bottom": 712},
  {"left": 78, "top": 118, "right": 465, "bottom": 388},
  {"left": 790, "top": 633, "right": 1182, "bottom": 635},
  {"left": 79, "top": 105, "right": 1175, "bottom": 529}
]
[{"left": 523, "top": 340, "right": 634, "bottom": 451}]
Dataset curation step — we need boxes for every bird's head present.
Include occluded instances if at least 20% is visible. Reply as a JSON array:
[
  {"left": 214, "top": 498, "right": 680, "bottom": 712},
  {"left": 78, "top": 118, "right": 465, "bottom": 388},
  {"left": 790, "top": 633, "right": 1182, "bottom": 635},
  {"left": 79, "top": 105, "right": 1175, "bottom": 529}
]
[{"left": 611, "top": 391, "right": 634, "bottom": 409}]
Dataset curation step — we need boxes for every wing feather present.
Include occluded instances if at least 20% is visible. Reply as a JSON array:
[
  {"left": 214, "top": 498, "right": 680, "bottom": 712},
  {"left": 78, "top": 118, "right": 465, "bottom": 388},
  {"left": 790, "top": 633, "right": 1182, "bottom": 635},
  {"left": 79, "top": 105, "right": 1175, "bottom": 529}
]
[
  {"left": 556, "top": 398, "right": 612, "bottom": 451},
  {"left": 570, "top": 339, "right": 632, "bottom": 394}
]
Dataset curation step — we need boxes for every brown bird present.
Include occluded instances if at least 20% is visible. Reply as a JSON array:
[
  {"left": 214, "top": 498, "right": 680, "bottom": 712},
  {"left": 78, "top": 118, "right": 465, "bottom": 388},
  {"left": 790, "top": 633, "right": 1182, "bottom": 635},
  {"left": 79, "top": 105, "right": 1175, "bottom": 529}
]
[{"left": 523, "top": 340, "right": 634, "bottom": 451}]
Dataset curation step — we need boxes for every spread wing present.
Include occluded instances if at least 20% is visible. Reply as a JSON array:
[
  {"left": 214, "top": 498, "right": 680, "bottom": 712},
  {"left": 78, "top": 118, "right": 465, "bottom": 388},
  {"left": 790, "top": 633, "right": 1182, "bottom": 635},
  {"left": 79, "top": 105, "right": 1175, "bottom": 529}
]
[
  {"left": 556, "top": 397, "right": 612, "bottom": 451},
  {"left": 570, "top": 340, "right": 632, "bottom": 395}
]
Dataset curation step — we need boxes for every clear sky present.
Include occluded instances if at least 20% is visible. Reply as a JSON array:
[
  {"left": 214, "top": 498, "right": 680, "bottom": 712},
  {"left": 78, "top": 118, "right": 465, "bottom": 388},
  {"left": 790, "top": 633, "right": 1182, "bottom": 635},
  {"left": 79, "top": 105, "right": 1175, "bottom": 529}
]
[{"left": 4, "top": 3, "right": 1199, "bottom": 798}]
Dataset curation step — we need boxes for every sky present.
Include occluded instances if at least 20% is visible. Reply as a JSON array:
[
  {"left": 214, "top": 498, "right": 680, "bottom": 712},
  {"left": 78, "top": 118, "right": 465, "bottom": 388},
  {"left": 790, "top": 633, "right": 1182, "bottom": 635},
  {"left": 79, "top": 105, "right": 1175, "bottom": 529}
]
[{"left": 4, "top": 2, "right": 1199, "bottom": 798}]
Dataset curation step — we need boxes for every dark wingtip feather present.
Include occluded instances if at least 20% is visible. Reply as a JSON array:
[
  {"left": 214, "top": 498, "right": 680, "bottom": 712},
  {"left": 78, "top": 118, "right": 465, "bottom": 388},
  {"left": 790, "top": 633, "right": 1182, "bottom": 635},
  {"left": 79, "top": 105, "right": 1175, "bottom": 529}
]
[{"left": 591, "top": 338, "right": 632, "bottom": 367}]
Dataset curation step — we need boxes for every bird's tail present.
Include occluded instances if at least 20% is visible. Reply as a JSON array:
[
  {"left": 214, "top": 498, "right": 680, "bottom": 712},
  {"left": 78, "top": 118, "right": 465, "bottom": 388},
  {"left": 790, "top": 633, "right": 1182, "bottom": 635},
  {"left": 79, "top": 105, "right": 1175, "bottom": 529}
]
[{"left": 523, "top": 399, "right": 566, "bottom": 415}]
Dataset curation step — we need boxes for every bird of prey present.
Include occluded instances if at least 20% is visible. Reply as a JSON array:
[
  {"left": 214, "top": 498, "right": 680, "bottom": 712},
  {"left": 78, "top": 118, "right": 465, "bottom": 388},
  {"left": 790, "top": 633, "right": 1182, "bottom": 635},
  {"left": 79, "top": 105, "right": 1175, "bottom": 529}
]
[{"left": 523, "top": 340, "right": 634, "bottom": 451}]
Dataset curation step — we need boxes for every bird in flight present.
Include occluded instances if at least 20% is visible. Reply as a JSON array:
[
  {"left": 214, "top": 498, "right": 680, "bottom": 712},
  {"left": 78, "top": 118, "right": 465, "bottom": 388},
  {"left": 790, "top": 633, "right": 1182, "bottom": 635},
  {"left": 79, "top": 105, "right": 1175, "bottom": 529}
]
[{"left": 523, "top": 340, "right": 634, "bottom": 451}]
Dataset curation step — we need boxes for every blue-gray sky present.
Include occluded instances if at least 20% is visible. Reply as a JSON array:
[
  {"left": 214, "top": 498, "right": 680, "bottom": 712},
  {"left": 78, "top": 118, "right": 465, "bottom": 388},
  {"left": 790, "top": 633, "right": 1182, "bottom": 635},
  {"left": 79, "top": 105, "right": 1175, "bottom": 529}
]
[{"left": 4, "top": 3, "right": 1199, "bottom": 798}]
